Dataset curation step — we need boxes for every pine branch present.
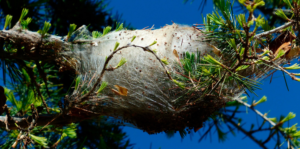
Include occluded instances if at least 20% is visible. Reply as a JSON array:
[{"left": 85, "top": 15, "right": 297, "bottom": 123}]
[
  {"left": 0, "top": 110, "right": 96, "bottom": 130},
  {"left": 233, "top": 97, "right": 276, "bottom": 126},
  {"left": 254, "top": 22, "right": 294, "bottom": 39},
  {"left": 0, "top": 28, "right": 70, "bottom": 64},
  {"left": 232, "top": 97, "right": 295, "bottom": 147},
  {"left": 223, "top": 115, "right": 268, "bottom": 149},
  {"left": 0, "top": 29, "right": 67, "bottom": 50}
]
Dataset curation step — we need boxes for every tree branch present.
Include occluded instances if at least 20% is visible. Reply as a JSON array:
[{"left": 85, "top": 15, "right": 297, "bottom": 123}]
[
  {"left": 223, "top": 115, "right": 268, "bottom": 149},
  {"left": 0, "top": 112, "right": 96, "bottom": 130},
  {"left": 254, "top": 22, "right": 294, "bottom": 39},
  {"left": 233, "top": 97, "right": 276, "bottom": 126}
]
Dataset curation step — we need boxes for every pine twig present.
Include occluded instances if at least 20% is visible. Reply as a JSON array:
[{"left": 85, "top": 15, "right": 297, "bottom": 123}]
[
  {"left": 4, "top": 104, "right": 12, "bottom": 131},
  {"left": 233, "top": 97, "right": 276, "bottom": 126},
  {"left": 35, "top": 60, "right": 50, "bottom": 96},
  {"left": 254, "top": 22, "right": 294, "bottom": 39},
  {"left": 223, "top": 115, "right": 268, "bottom": 149},
  {"left": 270, "top": 61, "right": 297, "bottom": 81},
  {"left": 232, "top": 97, "right": 296, "bottom": 147},
  {"left": 28, "top": 104, "right": 38, "bottom": 131}
]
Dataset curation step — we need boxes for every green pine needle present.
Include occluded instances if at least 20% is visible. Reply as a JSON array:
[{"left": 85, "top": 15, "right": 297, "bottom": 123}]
[
  {"left": 253, "top": 1, "right": 265, "bottom": 10},
  {"left": 29, "top": 134, "right": 48, "bottom": 148},
  {"left": 67, "top": 24, "right": 77, "bottom": 39},
  {"left": 236, "top": 65, "right": 250, "bottom": 71},
  {"left": 38, "top": 21, "right": 51, "bottom": 37},
  {"left": 152, "top": 49, "right": 157, "bottom": 53},
  {"left": 275, "top": 9, "right": 289, "bottom": 20},
  {"left": 75, "top": 76, "right": 81, "bottom": 90},
  {"left": 285, "top": 64, "right": 300, "bottom": 70},
  {"left": 116, "top": 23, "right": 124, "bottom": 31},
  {"left": 149, "top": 41, "right": 157, "bottom": 46},
  {"left": 161, "top": 58, "right": 169, "bottom": 65},
  {"left": 116, "top": 58, "right": 127, "bottom": 68},
  {"left": 63, "top": 124, "right": 77, "bottom": 138},
  {"left": 227, "top": 39, "right": 237, "bottom": 51},
  {"left": 238, "top": 0, "right": 247, "bottom": 4},
  {"left": 19, "top": 8, "right": 29, "bottom": 22},
  {"left": 269, "top": 117, "right": 277, "bottom": 123},
  {"left": 131, "top": 36, "right": 136, "bottom": 42},
  {"left": 4, "top": 15, "right": 12, "bottom": 30},
  {"left": 203, "top": 55, "right": 223, "bottom": 66},
  {"left": 21, "top": 17, "right": 32, "bottom": 29},
  {"left": 113, "top": 42, "right": 120, "bottom": 51},
  {"left": 274, "top": 49, "right": 286, "bottom": 60},
  {"left": 280, "top": 112, "right": 296, "bottom": 123},
  {"left": 253, "top": 96, "right": 267, "bottom": 106},
  {"left": 92, "top": 31, "right": 102, "bottom": 38},
  {"left": 283, "top": 0, "right": 293, "bottom": 9},
  {"left": 293, "top": 130, "right": 300, "bottom": 137},
  {"left": 292, "top": 73, "right": 300, "bottom": 76},
  {"left": 236, "top": 14, "right": 246, "bottom": 28},
  {"left": 172, "top": 79, "right": 185, "bottom": 89},
  {"left": 97, "top": 81, "right": 108, "bottom": 94},
  {"left": 103, "top": 26, "right": 112, "bottom": 36}
]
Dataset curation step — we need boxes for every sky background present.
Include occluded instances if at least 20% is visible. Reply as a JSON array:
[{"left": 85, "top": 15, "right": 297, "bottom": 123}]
[
  {"left": 107, "top": 0, "right": 300, "bottom": 149},
  {"left": 0, "top": 0, "right": 298, "bottom": 149}
]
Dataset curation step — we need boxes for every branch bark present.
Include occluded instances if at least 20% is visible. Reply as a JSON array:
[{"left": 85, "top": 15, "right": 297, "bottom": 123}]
[
  {"left": 254, "top": 22, "right": 294, "bottom": 39},
  {"left": 0, "top": 110, "right": 97, "bottom": 130},
  {"left": 0, "top": 28, "right": 70, "bottom": 63}
]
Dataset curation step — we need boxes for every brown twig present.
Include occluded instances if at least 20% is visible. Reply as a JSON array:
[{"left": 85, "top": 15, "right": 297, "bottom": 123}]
[
  {"left": 28, "top": 104, "right": 38, "bottom": 131},
  {"left": 262, "top": 130, "right": 277, "bottom": 145},
  {"left": 223, "top": 115, "right": 267, "bottom": 149},
  {"left": 12, "top": 131, "right": 22, "bottom": 148},
  {"left": 0, "top": 113, "right": 86, "bottom": 130},
  {"left": 4, "top": 104, "right": 12, "bottom": 131},
  {"left": 39, "top": 113, "right": 62, "bottom": 131},
  {"left": 268, "top": 60, "right": 297, "bottom": 81},
  {"left": 208, "top": 72, "right": 227, "bottom": 95},
  {"left": 35, "top": 60, "right": 50, "bottom": 96}
]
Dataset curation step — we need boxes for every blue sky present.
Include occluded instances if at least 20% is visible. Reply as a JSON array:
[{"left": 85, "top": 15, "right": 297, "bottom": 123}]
[
  {"left": 107, "top": 0, "right": 300, "bottom": 149},
  {"left": 0, "top": 0, "right": 299, "bottom": 149}
]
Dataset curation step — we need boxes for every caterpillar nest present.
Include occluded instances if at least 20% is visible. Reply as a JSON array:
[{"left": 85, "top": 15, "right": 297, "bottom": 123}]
[{"left": 62, "top": 24, "right": 274, "bottom": 134}]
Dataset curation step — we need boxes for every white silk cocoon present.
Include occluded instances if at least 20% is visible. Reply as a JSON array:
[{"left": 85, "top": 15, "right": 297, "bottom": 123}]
[
  {"left": 64, "top": 24, "right": 215, "bottom": 110},
  {"left": 60, "top": 24, "right": 293, "bottom": 133}
]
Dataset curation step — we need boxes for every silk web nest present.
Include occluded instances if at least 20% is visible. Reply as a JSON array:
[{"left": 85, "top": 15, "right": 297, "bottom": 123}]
[{"left": 62, "top": 24, "right": 275, "bottom": 134}]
